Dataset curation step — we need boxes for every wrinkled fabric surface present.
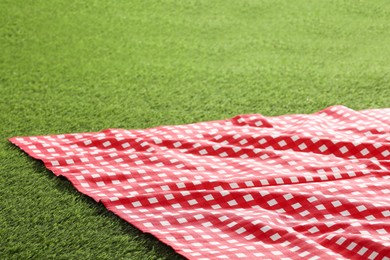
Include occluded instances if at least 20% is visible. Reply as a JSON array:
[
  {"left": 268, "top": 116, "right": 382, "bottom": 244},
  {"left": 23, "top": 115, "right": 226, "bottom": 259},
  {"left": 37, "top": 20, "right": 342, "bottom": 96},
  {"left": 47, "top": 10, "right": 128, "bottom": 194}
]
[{"left": 10, "top": 106, "right": 390, "bottom": 259}]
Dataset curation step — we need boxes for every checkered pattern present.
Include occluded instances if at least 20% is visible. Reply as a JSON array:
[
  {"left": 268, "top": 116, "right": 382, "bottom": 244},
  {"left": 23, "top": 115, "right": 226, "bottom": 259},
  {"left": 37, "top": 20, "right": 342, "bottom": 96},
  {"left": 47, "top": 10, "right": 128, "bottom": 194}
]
[{"left": 10, "top": 106, "right": 390, "bottom": 259}]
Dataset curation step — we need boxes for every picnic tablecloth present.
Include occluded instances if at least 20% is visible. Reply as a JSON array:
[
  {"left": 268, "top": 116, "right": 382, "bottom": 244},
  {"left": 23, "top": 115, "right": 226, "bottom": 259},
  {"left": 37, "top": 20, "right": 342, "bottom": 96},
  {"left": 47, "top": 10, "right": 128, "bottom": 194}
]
[{"left": 10, "top": 106, "right": 390, "bottom": 259}]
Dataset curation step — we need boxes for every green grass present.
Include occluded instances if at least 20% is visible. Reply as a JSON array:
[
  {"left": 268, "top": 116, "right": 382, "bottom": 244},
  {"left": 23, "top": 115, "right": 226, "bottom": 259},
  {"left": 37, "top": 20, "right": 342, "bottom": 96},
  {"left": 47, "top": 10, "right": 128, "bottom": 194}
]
[{"left": 1, "top": 0, "right": 390, "bottom": 259}]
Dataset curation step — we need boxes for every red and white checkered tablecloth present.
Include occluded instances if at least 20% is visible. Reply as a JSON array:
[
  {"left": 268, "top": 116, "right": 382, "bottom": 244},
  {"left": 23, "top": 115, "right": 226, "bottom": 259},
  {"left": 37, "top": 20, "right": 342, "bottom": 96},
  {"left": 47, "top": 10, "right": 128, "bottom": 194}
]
[{"left": 10, "top": 106, "right": 390, "bottom": 259}]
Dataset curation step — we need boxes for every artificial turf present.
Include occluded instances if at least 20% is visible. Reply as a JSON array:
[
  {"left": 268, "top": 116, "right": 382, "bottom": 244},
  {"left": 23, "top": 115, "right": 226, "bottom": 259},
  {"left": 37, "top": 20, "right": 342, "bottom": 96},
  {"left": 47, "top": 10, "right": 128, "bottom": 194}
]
[{"left": 1, "top": 0, "right": 390, "bottom": 259}]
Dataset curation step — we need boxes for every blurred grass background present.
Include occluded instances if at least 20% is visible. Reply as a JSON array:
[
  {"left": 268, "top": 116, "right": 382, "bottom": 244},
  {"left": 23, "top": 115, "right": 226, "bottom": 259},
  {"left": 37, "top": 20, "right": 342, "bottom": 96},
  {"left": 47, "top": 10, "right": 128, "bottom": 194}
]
[{"left": 1, "top": 0, "right": 389, "bottom": 259}]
